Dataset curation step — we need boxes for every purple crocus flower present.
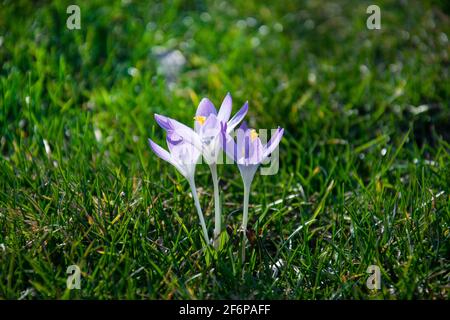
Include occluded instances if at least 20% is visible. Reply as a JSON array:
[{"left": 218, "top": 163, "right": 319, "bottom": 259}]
[
  {"left": 148, "top": 119, "right": 210, "bottom": 244},
  {"left": 221, "top": 121, "right": 284, "bottom": 258},
  {"left": 192, "top": 93, "right": 248, "bottom": 248},
  {"left": 221, "top": 121, "right": 284, "bottom": 187},
  {"left": 193, "top": 93, "right": 248, "bottom": 164},
  {"left": 150, "top": 94, "right": 248, "bottom": 249}
]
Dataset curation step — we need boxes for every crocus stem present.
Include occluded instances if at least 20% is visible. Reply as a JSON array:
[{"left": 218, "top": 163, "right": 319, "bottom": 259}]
[
  {"left": 188, "top": 177, "right": 210, "bottom": 244},
  {"left": 242, "top": 182, "right": 250, "bottom": 235},
  {"left": 210, "top": 163, "right": 221, "bottom": 250},
  {"left": 241, "top": 180, "right": 251, "bottom": 262}
]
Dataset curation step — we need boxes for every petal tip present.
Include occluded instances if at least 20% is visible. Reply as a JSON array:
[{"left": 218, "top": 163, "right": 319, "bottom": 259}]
[
  {"left": 148, "top": 138, "right": 156, "bottom": 149},
  {"left": 154, "top": 114, "right": 171, "bottom": 130}
]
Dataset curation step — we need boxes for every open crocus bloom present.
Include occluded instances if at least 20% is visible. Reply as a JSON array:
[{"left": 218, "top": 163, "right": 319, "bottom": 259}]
[
  {"left": 148, "top": 92, "right": 285, "bottom": 255},
  {"left": 193, "top": 93, "right": 248, "bottom": 164},
  {"left": 148, "top": 126, "right": 210, "bottom": 244},
  {"left": 191, "top": 93, "right": 248, "bottom": 248},
  {"left": 154, "top": 93, "right": 248, "bottom": 165},
  {"left": 221, "top": 121, "right": 284, "bottom": 255},
  {"left": 221, "top": 121, "right": 284, "bottom": 186},
  {"left": 151, "top": 95, "right": 248, "bottom": 249}
]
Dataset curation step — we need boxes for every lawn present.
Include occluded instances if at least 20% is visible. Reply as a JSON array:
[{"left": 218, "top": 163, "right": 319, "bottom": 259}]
[{"left": 0, "top": 0, "right": 449, "bottom": 299}]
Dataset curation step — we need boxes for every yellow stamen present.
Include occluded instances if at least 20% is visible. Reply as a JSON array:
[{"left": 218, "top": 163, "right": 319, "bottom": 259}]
[
  {"left": 250, "top": 129, "right": 258, "bottom": 141},
  {"left": 194, "top": 115, "right": 206, "bottom": 125}
]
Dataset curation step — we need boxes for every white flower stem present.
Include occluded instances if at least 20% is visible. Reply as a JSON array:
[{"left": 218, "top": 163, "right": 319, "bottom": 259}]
[
  {"left": 210, "top": 163, "right": 221, "bottom": 250},
  {"left": 242, "top": 181, "right": 250, "bottom": 234},
  {"left": 241, "top": 180, "right": 251, "bottom": 262},
  {"left": 188, "top": 177, "right": 210, "bottom": 244}
]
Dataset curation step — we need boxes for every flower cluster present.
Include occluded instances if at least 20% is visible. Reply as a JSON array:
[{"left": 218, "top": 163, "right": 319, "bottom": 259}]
[{"left": 148, "top": 93, "right": 284, "bottom": 251}]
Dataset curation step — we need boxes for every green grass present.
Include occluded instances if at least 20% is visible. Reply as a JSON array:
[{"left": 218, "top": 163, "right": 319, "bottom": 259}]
[{"left": 0, "top": 0, "right": 449, "bottom": 299}]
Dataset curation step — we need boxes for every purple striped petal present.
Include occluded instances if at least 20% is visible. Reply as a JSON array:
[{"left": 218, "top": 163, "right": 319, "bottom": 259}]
[
  {"left": 155, "top": 114, "right": 191, "bottom": 134},
  {"left": 236, "top": 128, "right": 263, "bottom": 165},
  {"left": 262, "top": 127, "right": 284, "bottom": 159},
  {"left": 148, "top": 138, "right": 176, "bottom": 167},
  {"left": 248, "top": 136, "right": 263, "bottom": 165},
  {"left": 227, "top": 101, "right": 248, "bottom": 133},
  {"left": 155, "top": 114, "right": 202, "bottom": 150},
  {"left": 220, "top": 122, "right": 237, "bottom": 162},
  {"left": 239, "top": 121, "right": 249, "bottom": 132},
  {"left": 166, "top": 132, "right": 183, "bottom": 145},
  {"left": 149, "top": 138, "right": 170, "bottom": 161},
  {"left": 217, "top": 92, "right": 232, "bottom": 122},
  {"left": 154, "top": 114, "right": 172, "bottom": 131}
]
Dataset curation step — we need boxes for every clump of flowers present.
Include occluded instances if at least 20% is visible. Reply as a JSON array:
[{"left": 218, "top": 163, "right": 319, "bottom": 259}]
[{"left": 148, "top": 93, "right": 284, "bottom": 254}]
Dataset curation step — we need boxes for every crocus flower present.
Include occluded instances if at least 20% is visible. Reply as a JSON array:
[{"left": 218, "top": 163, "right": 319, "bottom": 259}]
[
  {"left": 192, "top": 93, "right": 248, "bottom": 248},
  {"left": 148, "top": 119, "right": 210, "bottom": 244},
  {"left": 151, "top": 93, "right": 247, "bottom": 249},
  {"left": 221, "top": 121, "right": 284, "bottom": 259},
  {"left": 193, "top": 93, "right": 248, "bottom": 164}
]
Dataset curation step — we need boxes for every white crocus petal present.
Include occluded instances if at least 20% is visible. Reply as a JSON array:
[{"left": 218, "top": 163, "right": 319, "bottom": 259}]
[
  {"left": 168, "top": 139, "right": 201, "bottom": 178},
  {"left": 148, "top": 138, "right": 185, "bottom": 175},
  {"left": 194, "top": 113, "right": 222, "bottom": 164}
]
